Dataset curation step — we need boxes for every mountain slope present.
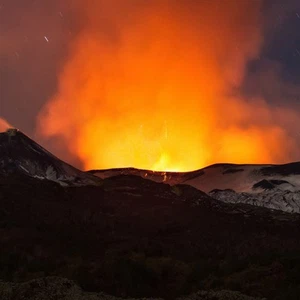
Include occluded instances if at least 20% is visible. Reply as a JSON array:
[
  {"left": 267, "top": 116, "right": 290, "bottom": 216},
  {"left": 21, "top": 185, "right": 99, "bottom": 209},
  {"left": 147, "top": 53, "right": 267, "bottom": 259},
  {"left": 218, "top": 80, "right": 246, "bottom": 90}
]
[
  {"left": 90, "top": 163, "right": 300, "bottom": 193},
  {"left": 184, "top": 163, "right": 300, "bottom": 213},
  {"left": 183, "top": 163, "right": 300, "bottom": 193},
  {"left": 0, "top": 172, "right": 299, "bottom": 299},
  {"left": 91, "top": 163, "right": 300, "bottom": 213},
  {"left": 0, "top": 128, "right": 101, "bottom": 186}
]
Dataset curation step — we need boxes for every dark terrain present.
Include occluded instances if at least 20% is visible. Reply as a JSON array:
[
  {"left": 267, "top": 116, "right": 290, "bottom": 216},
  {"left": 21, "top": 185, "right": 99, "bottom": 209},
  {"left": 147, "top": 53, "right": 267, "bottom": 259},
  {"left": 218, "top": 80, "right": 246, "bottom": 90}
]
[
  {"left": 0, "top": 173, "right": 300, "bottom": 299},
  {"left": 0, "top": 130, "right": 300, "bottom": 299}
]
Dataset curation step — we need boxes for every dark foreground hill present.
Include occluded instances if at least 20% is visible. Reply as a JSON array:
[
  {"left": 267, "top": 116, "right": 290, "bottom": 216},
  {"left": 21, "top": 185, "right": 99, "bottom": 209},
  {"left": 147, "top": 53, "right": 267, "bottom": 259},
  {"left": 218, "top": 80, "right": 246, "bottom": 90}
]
[
  {"left": 0, "top": 277, "right": 265, "bottom": 300},
  {"left": 0, "top": 173, "right": 300, "bottom": 299}
]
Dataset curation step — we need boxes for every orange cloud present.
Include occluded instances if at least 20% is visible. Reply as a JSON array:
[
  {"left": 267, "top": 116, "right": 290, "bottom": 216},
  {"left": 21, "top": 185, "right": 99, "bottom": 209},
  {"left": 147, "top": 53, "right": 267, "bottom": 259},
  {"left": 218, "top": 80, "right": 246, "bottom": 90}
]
[
  {"left": 0, "top": 117, "right": 11, "bottom": 132},
  {"left": 37, "top": 0, "right": 298, "bottom": 171}
]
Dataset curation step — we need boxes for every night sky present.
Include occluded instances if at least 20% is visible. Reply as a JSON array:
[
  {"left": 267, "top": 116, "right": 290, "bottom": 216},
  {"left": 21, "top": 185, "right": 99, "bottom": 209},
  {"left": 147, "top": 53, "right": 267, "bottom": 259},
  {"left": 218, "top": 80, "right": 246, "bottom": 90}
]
[{"left": 0, "top": 0, "right": 300, "bottom": 168}]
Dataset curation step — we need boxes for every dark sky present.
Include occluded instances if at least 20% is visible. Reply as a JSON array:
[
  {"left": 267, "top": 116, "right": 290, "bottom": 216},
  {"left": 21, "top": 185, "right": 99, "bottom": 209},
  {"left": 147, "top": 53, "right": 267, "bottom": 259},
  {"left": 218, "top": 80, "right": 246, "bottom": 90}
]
[
  {"left": 244, "top": 0, "right": 300, "bottom": 105},
  {"left": 0, "top": 0, "right": 300, "bottom": 167},
  {"left": 0, "top": 0, "right": 75, "bottom": 133}
]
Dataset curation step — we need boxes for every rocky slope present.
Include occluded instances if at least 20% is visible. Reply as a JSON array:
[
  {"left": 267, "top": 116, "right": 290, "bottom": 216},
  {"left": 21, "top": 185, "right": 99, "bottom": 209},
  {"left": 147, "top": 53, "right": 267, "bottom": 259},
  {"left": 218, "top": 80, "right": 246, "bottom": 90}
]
[
  {"left": 209, "top": 188, "right": 300, "bottom": 213},
  {"left": 91, "top": 163, "right": 300, "bottom": 213},
  {"left": 0, "top": 277, "right": 265, "bottom": 300},
  {"left": 0, "top": 129, "right": 101, "bottom": 186}
]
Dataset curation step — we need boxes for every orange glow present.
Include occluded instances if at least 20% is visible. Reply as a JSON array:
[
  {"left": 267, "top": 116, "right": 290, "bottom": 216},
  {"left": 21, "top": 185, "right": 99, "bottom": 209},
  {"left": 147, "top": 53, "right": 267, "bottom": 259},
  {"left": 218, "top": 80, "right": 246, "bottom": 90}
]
[
  {"left": 0, "top": 118, "right": 11, "bottom": 132},
  {"left": 37, "top": 1, "right": 297, "bottom": 171}
]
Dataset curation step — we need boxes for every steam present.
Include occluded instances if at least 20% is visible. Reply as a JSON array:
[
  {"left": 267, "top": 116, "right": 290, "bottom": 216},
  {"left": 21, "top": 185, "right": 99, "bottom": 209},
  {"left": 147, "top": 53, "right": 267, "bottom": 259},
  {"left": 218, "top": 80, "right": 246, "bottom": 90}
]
[{"left": 37, "top": 0, "right": 300, "bottom": 171}]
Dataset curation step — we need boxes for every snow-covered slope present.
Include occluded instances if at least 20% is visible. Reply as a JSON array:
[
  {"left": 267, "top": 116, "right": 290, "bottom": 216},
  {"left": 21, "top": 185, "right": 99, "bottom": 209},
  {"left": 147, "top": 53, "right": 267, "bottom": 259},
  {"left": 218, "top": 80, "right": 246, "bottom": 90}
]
[
  {"left": 0, "top": 128, "right": 101, "bottom": 186},
  {"left": 209, "top": 189, "right": 300, "bottom": 213},
  {"left": 91, "top": 163, "right": 300, "bottom": 213},
  {"left": 186, "top": 163, "right": 300, "bottom": 213},
  {"left": 91, "top": 163, "right": 300, "bottom": 193},
  {"left": 182, "top": 163, "right": 300, "bottom": 193}
]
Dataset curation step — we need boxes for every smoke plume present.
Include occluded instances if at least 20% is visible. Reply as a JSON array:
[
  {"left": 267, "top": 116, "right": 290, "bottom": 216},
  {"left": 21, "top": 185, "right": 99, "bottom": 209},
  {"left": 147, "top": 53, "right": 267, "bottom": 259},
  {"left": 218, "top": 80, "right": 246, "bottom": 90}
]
[{"left": 37, "top": 0, "right": 299, "bottom": 171}]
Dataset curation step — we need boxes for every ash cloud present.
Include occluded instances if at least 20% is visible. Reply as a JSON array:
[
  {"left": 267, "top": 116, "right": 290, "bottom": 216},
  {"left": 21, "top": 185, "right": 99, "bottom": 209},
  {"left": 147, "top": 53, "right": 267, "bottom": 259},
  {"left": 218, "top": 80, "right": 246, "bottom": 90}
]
[
  {"left": 37, "top": 0, "right": 300, "bottom": 170},
  {"left": 0, "top": 0, "right": 299, "bottom": 170}
]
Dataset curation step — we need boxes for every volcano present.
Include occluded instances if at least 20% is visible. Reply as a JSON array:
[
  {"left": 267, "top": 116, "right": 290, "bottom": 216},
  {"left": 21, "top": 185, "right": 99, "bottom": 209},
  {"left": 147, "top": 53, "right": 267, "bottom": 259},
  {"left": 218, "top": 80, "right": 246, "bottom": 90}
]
[
  {"left": 1, "top": 128, "right": 299, "bottom": 212},
  {"left": 0, "top": 128, "right": 101, "bottom": 186},
  {"left": 0, "top": 129, "right": 300, "bottom": 299}
]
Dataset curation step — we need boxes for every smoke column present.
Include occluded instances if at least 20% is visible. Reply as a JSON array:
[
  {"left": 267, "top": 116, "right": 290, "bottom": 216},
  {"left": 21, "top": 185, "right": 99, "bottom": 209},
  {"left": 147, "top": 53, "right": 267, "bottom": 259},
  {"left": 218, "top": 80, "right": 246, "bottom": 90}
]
[{"left": 37, "top": 0, "right": 299, "bottom": 171}]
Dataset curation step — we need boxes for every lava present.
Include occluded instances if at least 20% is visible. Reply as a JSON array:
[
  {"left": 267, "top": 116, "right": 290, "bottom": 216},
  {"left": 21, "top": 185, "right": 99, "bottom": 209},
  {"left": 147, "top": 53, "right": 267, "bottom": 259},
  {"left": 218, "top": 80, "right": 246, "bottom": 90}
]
[{"left": 37, "top": 0, "right": 297, "bottom": 171}]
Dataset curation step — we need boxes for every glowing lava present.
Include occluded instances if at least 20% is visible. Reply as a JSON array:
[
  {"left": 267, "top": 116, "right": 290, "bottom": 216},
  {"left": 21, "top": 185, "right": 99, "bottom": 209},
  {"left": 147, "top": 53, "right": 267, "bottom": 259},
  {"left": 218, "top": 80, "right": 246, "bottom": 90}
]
[{"left": 37, "top": 0, "right": 296, "bottom": 171}]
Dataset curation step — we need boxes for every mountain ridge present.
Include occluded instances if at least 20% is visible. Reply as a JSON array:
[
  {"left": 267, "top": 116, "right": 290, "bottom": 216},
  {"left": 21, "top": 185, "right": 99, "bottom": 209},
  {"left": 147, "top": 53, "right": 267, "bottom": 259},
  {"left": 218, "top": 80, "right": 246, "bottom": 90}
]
[
  {"left": 90, "top": 163, "right": 300, "bottom": 213},
  {"left": 0, "top": 129, "right": 101, "bottom": 186},
  {"left": 1, "top": 128, "right": 299, "bottom": 212}
]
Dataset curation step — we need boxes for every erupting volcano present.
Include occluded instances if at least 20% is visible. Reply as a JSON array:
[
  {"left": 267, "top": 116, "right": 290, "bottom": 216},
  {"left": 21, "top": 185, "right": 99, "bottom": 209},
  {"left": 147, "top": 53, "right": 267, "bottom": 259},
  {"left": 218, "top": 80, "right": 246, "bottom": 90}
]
[{"left": 37, "top": 0, "right": 298, "bottom": 172}]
